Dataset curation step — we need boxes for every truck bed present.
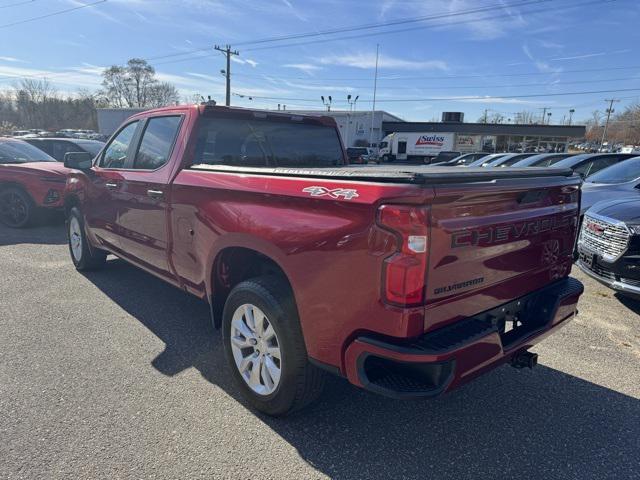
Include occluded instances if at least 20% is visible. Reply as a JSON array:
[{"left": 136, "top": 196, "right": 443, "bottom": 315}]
[{"left": 190, "top": 164, "right": 576, "bottom": 184}]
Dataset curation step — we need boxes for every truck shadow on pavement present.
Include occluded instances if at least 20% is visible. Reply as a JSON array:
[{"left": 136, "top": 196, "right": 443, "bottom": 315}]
[{"left": 83, "top": 258, "right": 640, "bottom": 480}]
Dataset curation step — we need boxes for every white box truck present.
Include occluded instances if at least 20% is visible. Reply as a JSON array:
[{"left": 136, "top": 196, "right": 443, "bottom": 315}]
[{"left": 378, "top": 132, "right": 456, "bottom": 163}]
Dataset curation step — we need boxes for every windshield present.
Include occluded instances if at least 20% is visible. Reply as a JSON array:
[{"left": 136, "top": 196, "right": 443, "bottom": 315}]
[
  {"left": 77, "top": 142, "right": 104, "bottom": 156},
  {"left": 586, "top": 157, "right": 640, "bottom": 184},
  {"left": 379, "top": 141, "right": 388, "bottom": 148},
  {"left": 0, "top": 140, "right": 56, "bottom": 164},
  {"left": 501, "top": 154, "right": 533, "bottom": 167},
  {"left": 192, "top": 117, "right": 344, "bottom": 167}
]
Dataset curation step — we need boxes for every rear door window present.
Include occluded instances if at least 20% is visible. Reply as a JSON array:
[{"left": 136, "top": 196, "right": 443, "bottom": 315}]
[
  {"left": 192, "top": 117, "right": 344, "bottom": 168},
  {"left": 133, "top": 116, "right": 182, "bottom": 170}
]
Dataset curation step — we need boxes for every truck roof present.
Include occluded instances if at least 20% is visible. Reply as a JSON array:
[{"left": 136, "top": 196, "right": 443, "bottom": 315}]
[
  {"left": 191, "top": 164, "right": 577, "bottom": 185},
  {"left": 127, "top": 104, "right": 338, "bottom": 127}
]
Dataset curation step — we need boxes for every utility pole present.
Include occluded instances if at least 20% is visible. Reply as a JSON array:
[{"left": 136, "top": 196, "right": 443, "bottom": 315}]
[
  {"left": 600, "top": 99, "right": 620, "bottom": 150},
  {"left": 214, "top": 44, "right": 239, "bottom": 106},
  {"left": 482, "top": 109, "right": 488, "bottom": 123},
  {"left": 369, "top": 43, "right": 379, "bottom": 149}
]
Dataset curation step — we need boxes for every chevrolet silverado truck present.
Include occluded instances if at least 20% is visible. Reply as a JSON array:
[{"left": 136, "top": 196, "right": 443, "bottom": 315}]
[
  {"left": 63, "top": 104, "right": 584, "bottom": 416},
  {"left": 0, "top": 137, "right": 69, "bottom": 228}
]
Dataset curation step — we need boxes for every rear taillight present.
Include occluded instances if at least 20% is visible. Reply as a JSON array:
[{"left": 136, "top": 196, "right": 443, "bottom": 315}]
[{"left": 378, "top": 204, "right": 429, "bottom": 306}]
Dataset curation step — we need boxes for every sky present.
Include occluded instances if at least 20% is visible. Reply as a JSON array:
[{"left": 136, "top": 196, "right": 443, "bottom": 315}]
[{"left": 0, "top": 0, "right": 639, "bottom": 123}]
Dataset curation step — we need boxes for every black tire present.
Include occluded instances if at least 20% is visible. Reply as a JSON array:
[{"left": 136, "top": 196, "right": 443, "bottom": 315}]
[
  {"left": 222, "top": 276, "right": 326, "bottom": 416},
  {"left": 0, "top": 187, "right": 34, "bottom": 228},
  {"left": 67, "top": 207, "right": 107, "bottom": 271}
]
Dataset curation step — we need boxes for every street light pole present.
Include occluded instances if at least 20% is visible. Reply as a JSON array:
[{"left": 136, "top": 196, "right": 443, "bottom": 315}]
[
  {"left": 568, "top": 109, "right": 575, "bottom": 126},
  {"left": 369, "top": 44, "right": 379, "bottom": 149},
  {"left": 321, "top": 95, "right": 332, "bottom": 111},
  {"left": 345, "top": 94, "right": 359, "bottom": 148}
]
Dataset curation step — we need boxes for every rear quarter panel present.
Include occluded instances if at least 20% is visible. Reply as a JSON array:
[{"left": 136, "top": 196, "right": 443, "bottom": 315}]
[{"left": 169, "top": 170, "right": 433, "bottom": 367}]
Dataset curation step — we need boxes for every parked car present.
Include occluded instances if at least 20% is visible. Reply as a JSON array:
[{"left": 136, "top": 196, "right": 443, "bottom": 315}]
[
  {"left": 429, "top": 151, "right": 461, "bottom": 165},
  {"left": 24, "top": 138, "right": 104, "bottom": 162},
  {"left": 485, "top": 153, "right": 537, "bottom": 167},
  {"left": 511, "top": 153, "right": 574, "bottom": 167},
  {"left": 433, "top": 152, "right": 488, "bottom": 166},
  {"left": 580, "top": 156, "right": 640, "bottom": 215},
  {"left": 551, "top": 153, "right": 639, "bottom": 178},
  {"left": 576, "top": 197, "right": 640, "bottom": 297},
  {"left": 346, "top": 147, "right": 370, "bottom": 164},
  {"left": 63, "top": 104, "right": 583, "bottom": 416},
  {"left": 0, "top": 138, "right": 69, "bottom": 227},
  {"left": 466, "top": 153, "right": 507, "bottom": 167}
]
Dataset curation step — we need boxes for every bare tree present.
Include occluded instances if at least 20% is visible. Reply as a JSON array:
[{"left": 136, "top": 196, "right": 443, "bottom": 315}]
[
  {"left": 100, "top": 59, "right": 177, "bottom": 108},
  {"left": 148, "top": 82, "right": 180, "bottom": 108},
  {"left": 513, "top": 111, "right": 536, "bottom": 124}
]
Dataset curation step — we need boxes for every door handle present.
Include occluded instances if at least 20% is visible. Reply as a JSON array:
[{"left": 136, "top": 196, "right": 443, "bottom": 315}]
[
  {"left": 147, "top": 189, "right": 164, "bottom": 199},
  {"left": 105, "top": 182, "right": 119, "bottom": 189}
]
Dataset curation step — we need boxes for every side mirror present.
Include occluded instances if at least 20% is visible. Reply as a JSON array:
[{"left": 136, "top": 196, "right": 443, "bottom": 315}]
[{"left": 64, "top": 151, "right": 93, "bottom": 170}]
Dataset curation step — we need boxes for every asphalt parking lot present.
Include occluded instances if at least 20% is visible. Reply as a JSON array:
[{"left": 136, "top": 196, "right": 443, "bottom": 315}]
[{"left": 1, "top": 223, "right": 639, "bottom": 480}]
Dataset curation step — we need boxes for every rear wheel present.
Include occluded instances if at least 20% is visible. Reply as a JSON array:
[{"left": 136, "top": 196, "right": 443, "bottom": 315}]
[
  {"left": 67, "top": 207, "right": 107, "bottom": 271},
  {"left": 0, "top": 187, "right": 33, "bottom": 228},
  {"left": 222, "top": 276, "right": 326, "bottom": 416}
]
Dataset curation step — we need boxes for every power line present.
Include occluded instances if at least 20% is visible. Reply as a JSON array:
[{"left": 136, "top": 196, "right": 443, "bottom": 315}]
[
  {"left": 144, "top": 0, "right": 619, "bottom": 70},
  {"left": 136, "top": 0, "right": 553, "bottom": 64},
  {"left": 0, "top": 0, "right": 106, "bottom": 28},
  {"left": 235, "top": 0, "right": 553, "bottom": 47},
  {"left": 243, "top": 0, "right": 617, "bottom": 52},
  {"left": 141, "top": 0, "right": 612, "bottom": 64},
  {"left": 236, "top": 75, "right": 640, "bottom": 90},
  {"left": 0, "top": 0, "right": 39, "bottom": 9},
  {"left": 233, "top": 88, "right": 640, "bottom": 104}
]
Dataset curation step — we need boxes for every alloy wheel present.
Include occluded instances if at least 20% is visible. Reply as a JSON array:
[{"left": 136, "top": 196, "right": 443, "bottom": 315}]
[
  {"left": 0, "top": 191, "right": 28, "bottom": 227},
  {"left": 230, "top": 303, "right": 282, "bottom": 396}
]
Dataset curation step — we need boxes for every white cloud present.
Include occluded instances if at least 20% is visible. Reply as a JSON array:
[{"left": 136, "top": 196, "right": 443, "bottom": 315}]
[
  {"left": 230, "top": 56, "right": 258, "bottom": 67},
  {"left": 522, "top": 44, "right": 562, "bottom": 74},
  {"left": 319, "top": 52, "right": 448, "bottom": 71},
  {"left": 0, "top": 56, "right": 26, "bottom": 64},
  {"left": 283, "top": 63, "right": 323, "bottom": 75}
]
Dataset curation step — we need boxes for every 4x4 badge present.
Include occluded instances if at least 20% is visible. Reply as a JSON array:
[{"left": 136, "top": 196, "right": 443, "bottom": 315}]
[{"left": 302, "top": 186, "right": 359, "bottom": 200}]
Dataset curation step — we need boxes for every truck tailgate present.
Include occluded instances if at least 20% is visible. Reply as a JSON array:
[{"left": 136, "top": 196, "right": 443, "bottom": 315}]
[{"left": 424, "top": 175, "right": 580, "bottom": 332}]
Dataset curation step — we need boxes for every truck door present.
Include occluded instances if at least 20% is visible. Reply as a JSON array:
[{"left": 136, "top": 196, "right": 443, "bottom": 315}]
[
  {"left": 115, "top": 115, "right": 183, "bottom": 278},
  {"left": 85, "top": 120, "right": 141, "bottom": 252},
  {"left": 397, "top": 138, "right": 408, "bottom": 160}
]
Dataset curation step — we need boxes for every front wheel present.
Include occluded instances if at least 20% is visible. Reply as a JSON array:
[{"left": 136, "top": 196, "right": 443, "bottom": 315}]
[
  {"left": 67, "top": 207, "right": 107, "bottom": 271},
  {"left": 0, "top": 187, "right": 33, "bottom": 228},
  {"left": 222, "top": 276, "right": 326, "bottom": 416}
]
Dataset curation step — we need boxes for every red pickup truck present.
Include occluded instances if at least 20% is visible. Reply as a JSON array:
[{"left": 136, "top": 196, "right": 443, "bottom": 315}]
[{"left": 63, "top": 104, "right": 584, "bottom": 416}]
